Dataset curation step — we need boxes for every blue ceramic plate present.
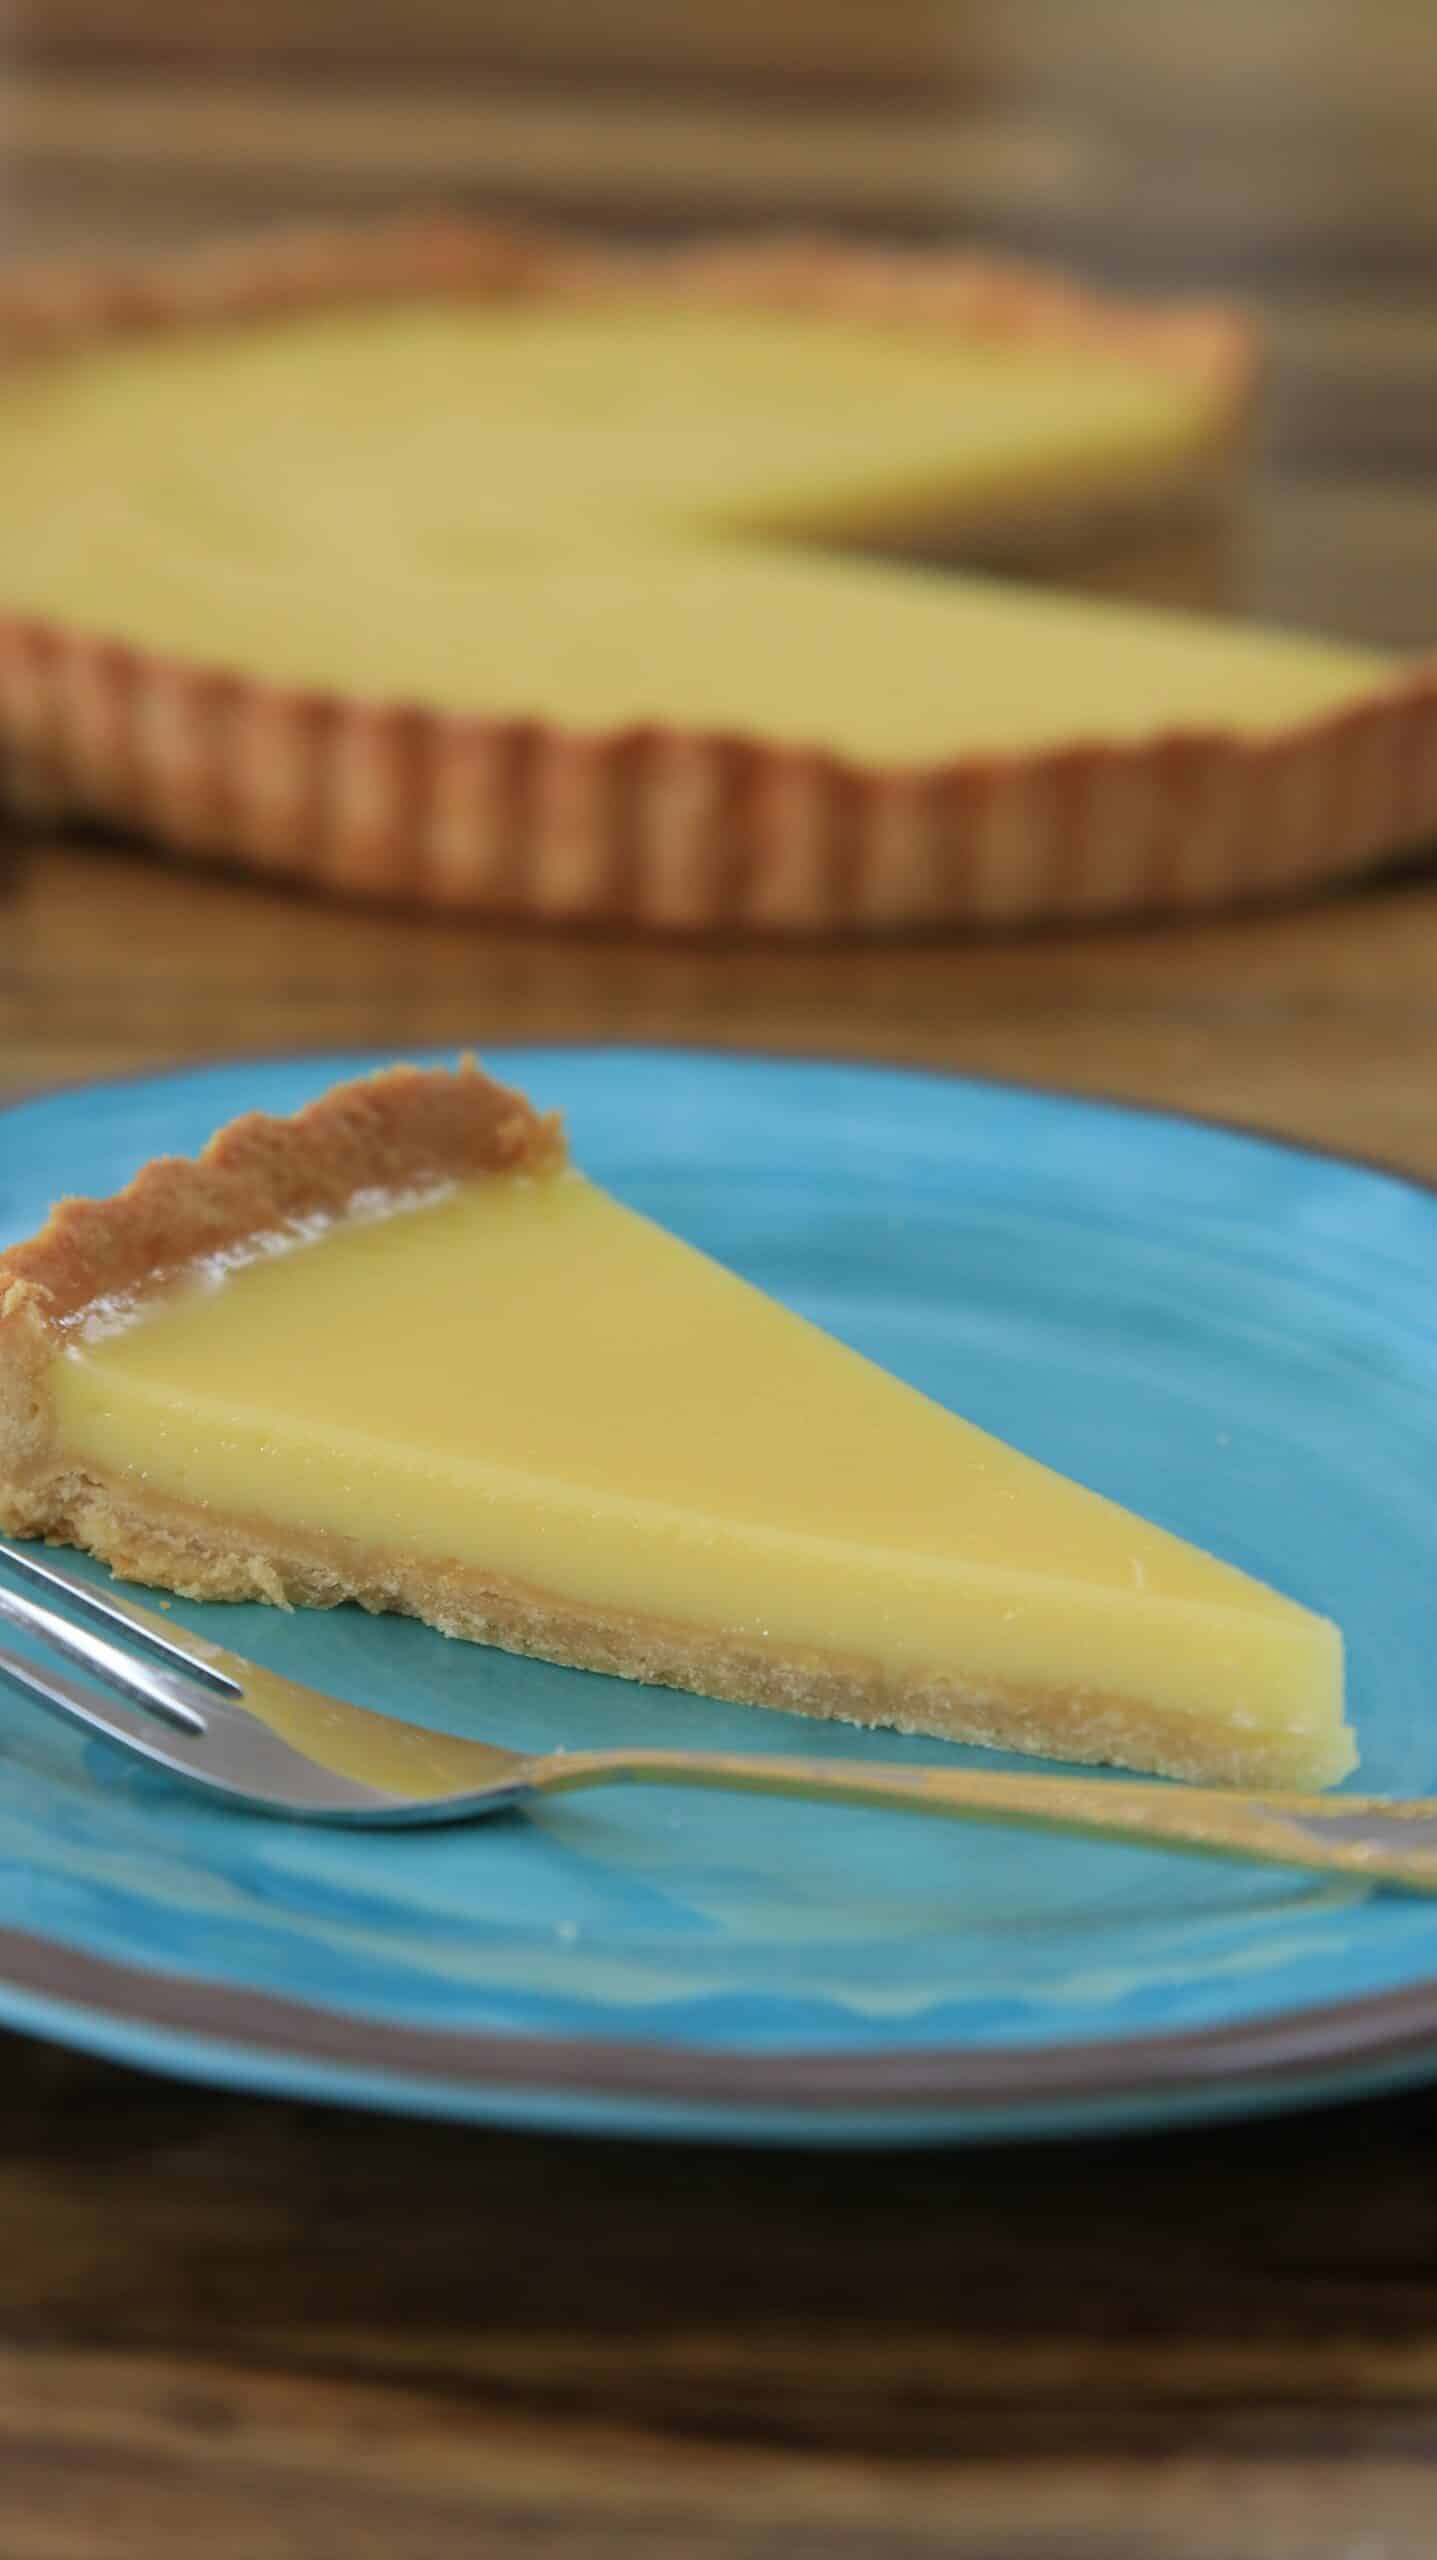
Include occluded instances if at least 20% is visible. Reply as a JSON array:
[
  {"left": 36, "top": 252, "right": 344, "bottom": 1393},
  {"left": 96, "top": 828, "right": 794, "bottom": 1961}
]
[{"left": 3, "top": 1047, "right": 1437, "bottom": 2146}]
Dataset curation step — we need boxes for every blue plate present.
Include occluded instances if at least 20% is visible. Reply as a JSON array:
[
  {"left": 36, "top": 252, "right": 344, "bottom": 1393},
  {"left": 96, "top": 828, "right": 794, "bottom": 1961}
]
[{"left": 3, "top": 1046, "right": 1437, "bottom": 2146}]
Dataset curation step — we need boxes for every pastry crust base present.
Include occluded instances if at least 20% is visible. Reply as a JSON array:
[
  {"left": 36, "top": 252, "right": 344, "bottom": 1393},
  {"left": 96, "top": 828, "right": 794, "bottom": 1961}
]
[
  {"left": 7, "top": 1465, "right": 1348, "bottom": 1790},
  {"left": 3, "top": 217, "right": 1427, "bottom": 938}
]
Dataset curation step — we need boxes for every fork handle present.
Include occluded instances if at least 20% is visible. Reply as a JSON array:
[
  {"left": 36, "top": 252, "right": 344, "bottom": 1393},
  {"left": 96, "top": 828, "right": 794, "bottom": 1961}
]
[{"left": 534, "top": 1752, "right": 1437, "bottom": 1894}]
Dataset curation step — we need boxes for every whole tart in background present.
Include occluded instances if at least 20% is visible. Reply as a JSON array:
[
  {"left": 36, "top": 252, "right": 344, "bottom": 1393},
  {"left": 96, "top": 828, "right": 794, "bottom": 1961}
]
[{"left": 0, "top": 217, "right": 1431, "bottom": 934}]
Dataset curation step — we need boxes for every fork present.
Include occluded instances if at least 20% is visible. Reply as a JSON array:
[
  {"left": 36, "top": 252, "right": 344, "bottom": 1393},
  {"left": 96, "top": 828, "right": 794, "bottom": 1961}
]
[{"left": 2, "top": 1535, "right": 1435, "bottom": 1892}]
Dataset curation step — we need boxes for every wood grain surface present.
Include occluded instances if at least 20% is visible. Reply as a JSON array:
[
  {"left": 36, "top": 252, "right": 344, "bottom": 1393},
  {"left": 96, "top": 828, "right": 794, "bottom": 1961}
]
[{"left": 2, "top": 5, "right": 1436, "bottom": 2554}]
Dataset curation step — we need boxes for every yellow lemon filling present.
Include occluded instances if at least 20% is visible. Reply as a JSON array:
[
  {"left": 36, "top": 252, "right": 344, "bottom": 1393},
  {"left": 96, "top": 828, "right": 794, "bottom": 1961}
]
[{"left": 51, "top": 1163, "right": 1351, "bottom": 1784}]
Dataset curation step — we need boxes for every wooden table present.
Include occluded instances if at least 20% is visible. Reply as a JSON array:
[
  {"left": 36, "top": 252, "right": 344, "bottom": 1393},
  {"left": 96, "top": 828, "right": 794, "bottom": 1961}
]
[{"left": 3, "top": 8, "right": 1437, "bottom": 2552}]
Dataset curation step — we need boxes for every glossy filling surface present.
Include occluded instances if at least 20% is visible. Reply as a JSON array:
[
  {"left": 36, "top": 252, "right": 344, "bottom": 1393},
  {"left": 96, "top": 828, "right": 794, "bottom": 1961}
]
[
  {"left": 0, "top": 301, "right": 1391, "bottom": 757},
  {"left": 52, "top": 1167, "right": 1348, "bottom": 1763}
]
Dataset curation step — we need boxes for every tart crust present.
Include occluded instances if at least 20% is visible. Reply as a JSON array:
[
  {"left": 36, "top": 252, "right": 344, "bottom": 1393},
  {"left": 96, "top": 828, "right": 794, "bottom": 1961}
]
[
  {"left": 0, "top": 218, "right": 1430, "bottom": 933},
  {"left": 0, "top": 1061, "right": 560, "bottom": 1511}
]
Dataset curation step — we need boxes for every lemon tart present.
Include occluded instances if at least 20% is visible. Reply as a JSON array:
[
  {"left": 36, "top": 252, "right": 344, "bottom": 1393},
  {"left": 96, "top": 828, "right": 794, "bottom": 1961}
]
[
  {"left": 0, "top": 218, "right": 1431, "bottom": 933},
  {"left": 0, "top": 1060, "right": 1352, "bottom": 1788}
]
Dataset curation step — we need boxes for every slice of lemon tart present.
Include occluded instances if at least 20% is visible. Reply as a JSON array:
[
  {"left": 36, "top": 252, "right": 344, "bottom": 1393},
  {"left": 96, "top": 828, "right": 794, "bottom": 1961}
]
[
  {"left": 0, "top": 218, "right": 1431, "bottom": 934},
  {"left": 0, "top": 1061, "right": 1352, "bottom": 1788}
]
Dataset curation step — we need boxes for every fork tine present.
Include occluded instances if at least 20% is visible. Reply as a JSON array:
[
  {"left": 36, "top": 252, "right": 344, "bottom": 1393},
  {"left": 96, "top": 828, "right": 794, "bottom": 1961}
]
[
  {"left": 0, "top": 1539, "right": 242, "bottom": 1694},
  {"left": 0, "top": 1572, "right": 212, "bottom": 1732},
  {"left": 0, "top": 1635, "right": 219, "bottom": 1778},
  {"left": 0, "top": 1631, "right": 433, "bottom": 1822}
]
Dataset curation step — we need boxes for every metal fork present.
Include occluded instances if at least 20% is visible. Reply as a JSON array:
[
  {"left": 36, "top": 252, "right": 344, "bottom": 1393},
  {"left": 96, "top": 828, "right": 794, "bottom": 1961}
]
[{"left": 2, "top": 1535, "right": 1435, "bottom": 1892}]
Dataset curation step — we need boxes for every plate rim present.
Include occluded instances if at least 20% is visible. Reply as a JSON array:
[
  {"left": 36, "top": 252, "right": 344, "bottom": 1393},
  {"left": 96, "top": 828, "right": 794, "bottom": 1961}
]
[
  {"left": 5, "top": 1039, "right": 1437, "bottom": 2138},
  {"left": 6, "top": 1917, "right": 1437, "bottom": 2128}
]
